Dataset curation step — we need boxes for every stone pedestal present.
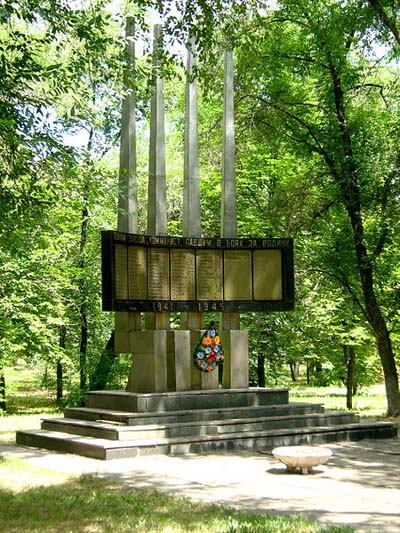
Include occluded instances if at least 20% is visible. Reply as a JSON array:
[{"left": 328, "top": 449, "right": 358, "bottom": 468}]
[
  {"left": 127, "top": 330, "right": 194, "bottom": 393},
  {"left": 166, "top": 330, "right": 191, "bottom": 392},
  {"left": 126, "top": 328, "right": 248, "bottom": 393},
  {"left": 221, "top": 330, "right": 249, "bottom": 389},
  {"left": 126, "top": 331, "right": 168, "bottom": 393}
]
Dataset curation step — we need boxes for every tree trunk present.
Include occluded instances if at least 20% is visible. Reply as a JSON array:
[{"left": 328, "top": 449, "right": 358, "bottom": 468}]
[
  {"left": 257, "top": 354, "right": 265, "bottom": 387},
  {"left": 344, "top": 345, "right": 356, "bottom": 410},
  {"left": 57, "top": 325, "right": 66, "bottom": 402},
  {"left": 328, "top": 58, "right": 400, "bottom": 416},
  {"left": 355, "top": 233, "right": 399, "bottom": 416},
  {"left": 0, "top": 370, "right": 6, "bottom": 411},
  {"left": 79, "top": 314, "right": 88, "bottom": 390},
  {"left": 289, "top": 362, "right": 296, "bottom": 382},
  {"left": 89, "top": 333, "right": 116, "bottom": 390},
  {"left": 306, "top": 363, "right": 313, "bottom": 385},
  {"left": 78, "top": 200, "right": 89, "bottom": 391}
]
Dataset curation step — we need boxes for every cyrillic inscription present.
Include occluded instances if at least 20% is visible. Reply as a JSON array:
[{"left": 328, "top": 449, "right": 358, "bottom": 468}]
[
  {"left": 115, "top": 244, "right": 128, "bottom": 299},
  {"left": 224, "top": 250, "right": 252, "bottom": 300},
  {"left": 128, "top": 246, "right": 147, "bottom": 300},
  {"left": 196, "top": 250, "right": 223, "bottom": 301},
  {"left": 253, "top": 249, "right": 282, "bottom": 300},
  {"left": 147, "top": 248, "right": 169, "bottom": 300},
  {"left": 170, "top": 249, "right": 195, "bottom": 300}
]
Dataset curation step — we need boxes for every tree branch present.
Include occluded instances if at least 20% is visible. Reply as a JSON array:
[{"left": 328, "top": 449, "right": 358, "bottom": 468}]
[{"left": 368, "top": 0, "right": 400, "bottom": 46}]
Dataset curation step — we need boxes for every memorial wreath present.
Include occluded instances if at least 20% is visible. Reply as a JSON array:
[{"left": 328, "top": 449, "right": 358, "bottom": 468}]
[{"left": 193, "top": 322, "right": 224, "bottom": 372}]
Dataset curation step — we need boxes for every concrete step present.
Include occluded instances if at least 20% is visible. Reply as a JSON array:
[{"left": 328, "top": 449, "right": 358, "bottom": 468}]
[
  {"left": 64, "top": 402, "right": 325, "bottom": 426},
  {"left": 16, "top": 421, "right": 397, "bottom": 460},
  {"left": 41, "top": 411, "right": 359, "bottom": 441},
  {"left": 85, "top": 387, "right": 289, "bottom": 412}
]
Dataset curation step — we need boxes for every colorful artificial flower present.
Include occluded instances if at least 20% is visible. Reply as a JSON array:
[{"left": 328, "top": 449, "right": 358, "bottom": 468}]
[{"left": 193, "top": 322, "right": 224, "bottom": 373}]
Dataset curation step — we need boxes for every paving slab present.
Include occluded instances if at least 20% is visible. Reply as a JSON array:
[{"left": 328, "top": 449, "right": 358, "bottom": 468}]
[{"left": 2, "top": 437, "right": 400, "bottom": 532}]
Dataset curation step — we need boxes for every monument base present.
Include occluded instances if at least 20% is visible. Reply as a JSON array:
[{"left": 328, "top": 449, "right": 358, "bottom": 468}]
[
  {"left": 126, "top": 331, "right": 167, "bottom": 393},
  {"left": 125, "top": 328, "right": 248, "bottom": 393}
]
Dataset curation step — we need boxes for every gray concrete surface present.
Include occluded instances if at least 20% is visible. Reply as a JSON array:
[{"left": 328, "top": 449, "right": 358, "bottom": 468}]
[{"left": 2, "top": 437, "right": 400, "bottom": 532}]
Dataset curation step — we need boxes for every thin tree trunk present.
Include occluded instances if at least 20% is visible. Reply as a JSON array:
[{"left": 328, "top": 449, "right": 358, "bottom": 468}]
[
  {"left": 344, "top": 345, "right": 356, "bottom": 410},
  {"left": 306, "top": 363, "right": 312, "bottom": 385},
  {"left": 0, "top": 370, "right": 6, "bottom": 411},
  {"left": 57, "top": 325, "right": 66, "bottom": 402},
  {"left": 79, "top": 201, "right": 89, "bottom": 391},
  {"left": 257, "top": 354, "right": 265, "bottom": 387},
  {"left": 79, "top": 310, "right": 88, "bottom": 390},
  {"left": 289, "top": 362, "right": 296, "bottom": 382},
  {"left": 78, "top": 126, "right": 94, "bottom": 392}
]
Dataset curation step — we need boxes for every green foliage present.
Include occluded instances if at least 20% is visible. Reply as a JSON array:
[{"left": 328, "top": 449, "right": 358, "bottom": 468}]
[
  {"left": 1, "top": 0, "right": 400, "bottom": 408},
  {"left": 186, "top": 0, "right": 400, "bottom": 404}
]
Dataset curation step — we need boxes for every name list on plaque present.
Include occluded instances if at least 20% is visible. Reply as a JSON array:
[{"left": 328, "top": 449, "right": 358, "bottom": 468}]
[
  {"left": 102, "top": 231, "right": 294, "bottom": 312},
  {"left": 148, "top": 248, "right": 170, "bottom": 300},
  {"left": 170, "top": 249, "right": 196, "bottom": 300},
  {"left": 196, "top": 250, "right": 223, "bottom": 301}
]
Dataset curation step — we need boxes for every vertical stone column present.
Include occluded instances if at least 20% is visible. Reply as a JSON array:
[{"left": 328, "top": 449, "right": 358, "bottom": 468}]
[
  {"left": 115, "top": 17, "right": 141, "bottom": 356},
  {"left": 221, "top": 49, "right": 248, "bottom": 389},
  {"left": 222, "top": 50, "right": 237, "bottom": 242},
  {"left": 146, "top": 23, "right": 169, "bottom": 331},
  {"left": 178, "top": 39, "right": 213, "bottom": 391},
  {"left": 127, "top": 24, "right": 169, "bottom": 393},
  {"left": 148, "top": 24, "right": 167, "bottom": 237},
  {"left": 117, "top": 17, "right": 138, "bottom": 236},
  {"left": 182, "top": 38, "right": 203, "bottom": 332}
]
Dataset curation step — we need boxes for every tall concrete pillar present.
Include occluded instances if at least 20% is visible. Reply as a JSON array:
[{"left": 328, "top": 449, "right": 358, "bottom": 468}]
[
  {"left": 221, "top": 49, "right": 248, "bottom": 389},
  {"left": 221, "top": 49, "right": 240, "bottom": 331},
  {"left": 148, "top": 24, "right": 167, "bottom": 237},
  {"left": 182, "top": 38, "right": 203, "bottom": 332},
  {"left": 146, "top": 23, "right": 169, "bottom": 331},
  {"left": 115, "top": 17, "right": 140, "bottom": 356},
  {"left": 117, "top": 17, "right": 137, "bottom": 235},
  {"left": 222, "top": 50, "right": 237, "bottom": 241}
]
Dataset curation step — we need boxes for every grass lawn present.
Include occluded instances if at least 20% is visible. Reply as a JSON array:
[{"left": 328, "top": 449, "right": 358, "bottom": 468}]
[{"left": 289, "top": 383, "right": 400, "bottom": 426}]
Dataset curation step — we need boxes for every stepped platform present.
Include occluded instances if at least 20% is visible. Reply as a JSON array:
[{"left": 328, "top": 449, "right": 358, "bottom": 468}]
[{"left": 16, "top": 388, "right": 397, "bottom": 460}]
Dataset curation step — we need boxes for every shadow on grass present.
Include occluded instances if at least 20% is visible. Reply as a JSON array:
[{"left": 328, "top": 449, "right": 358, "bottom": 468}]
[
  {"left": 6, "top": 388, "right": 59, "bottom": 415},
  {"left": 0, "top": 474, "right": 349, "bottom": 533}
]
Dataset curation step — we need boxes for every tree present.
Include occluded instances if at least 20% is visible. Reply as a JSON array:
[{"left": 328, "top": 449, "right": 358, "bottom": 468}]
[
  {"left": 242, "top": 1, "right": 400, "bottom": 415},
  {"left": 168, "top": 0, "right": 400, "bottom": 415}
]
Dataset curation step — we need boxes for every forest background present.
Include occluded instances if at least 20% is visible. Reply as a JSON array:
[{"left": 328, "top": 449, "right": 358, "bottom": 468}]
[{"left": 1, "top": 0, "right": 400, "bottom": 417}]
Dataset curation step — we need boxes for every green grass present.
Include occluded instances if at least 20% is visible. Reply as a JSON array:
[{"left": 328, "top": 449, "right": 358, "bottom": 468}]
[
  {"left": 3, "top": 365, "right": 61, "bottom": 416},
  {"left": 0, "top": 365, "right": 61, "bottom": 444},
  {"left": 289, "top": 384, "right": 400, "bottom": 427}
]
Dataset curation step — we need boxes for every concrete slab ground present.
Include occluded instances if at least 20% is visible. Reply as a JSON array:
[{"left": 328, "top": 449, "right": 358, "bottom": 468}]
[{"left": 2, "top": 437, "right": 400, "bottom": 532}]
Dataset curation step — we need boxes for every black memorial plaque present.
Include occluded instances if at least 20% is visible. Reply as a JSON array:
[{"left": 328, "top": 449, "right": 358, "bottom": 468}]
[{"left": 101, "top": 231, "right": 294, "bottom": 313}]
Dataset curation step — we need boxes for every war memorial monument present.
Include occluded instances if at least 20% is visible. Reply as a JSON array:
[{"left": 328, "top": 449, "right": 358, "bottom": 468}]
[{"left": 16, "top": 21, "right": 396, "bottom": 459}]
